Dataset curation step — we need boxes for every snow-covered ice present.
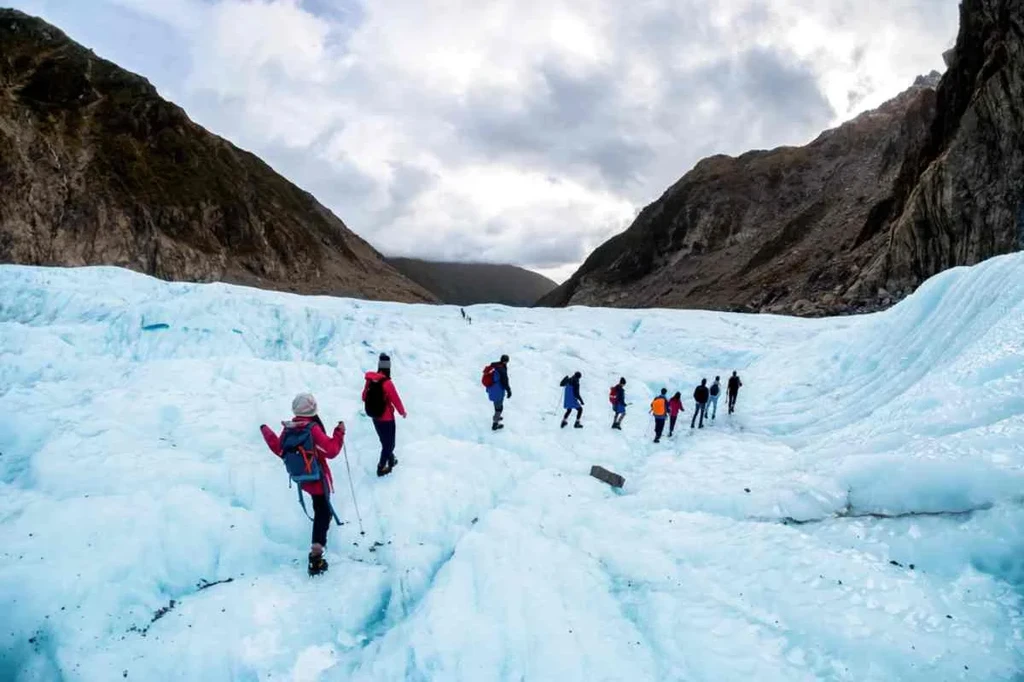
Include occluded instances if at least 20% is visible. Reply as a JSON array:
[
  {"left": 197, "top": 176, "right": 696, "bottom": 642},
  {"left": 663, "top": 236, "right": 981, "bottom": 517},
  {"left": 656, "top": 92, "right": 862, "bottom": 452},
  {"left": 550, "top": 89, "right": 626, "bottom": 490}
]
[{"left": 1, "top": 254, "right": 1023, "bottom": 681}]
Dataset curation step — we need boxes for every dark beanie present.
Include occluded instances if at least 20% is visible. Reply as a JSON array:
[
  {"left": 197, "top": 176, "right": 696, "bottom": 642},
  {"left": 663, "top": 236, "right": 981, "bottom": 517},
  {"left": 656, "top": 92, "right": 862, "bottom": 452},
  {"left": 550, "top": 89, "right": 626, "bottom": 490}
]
[
  {"left": 500, "top": 354, "right": 509, "bottom": 363},
  {"left": 378, "top": 353, "right": 391, "bottom": 371}
]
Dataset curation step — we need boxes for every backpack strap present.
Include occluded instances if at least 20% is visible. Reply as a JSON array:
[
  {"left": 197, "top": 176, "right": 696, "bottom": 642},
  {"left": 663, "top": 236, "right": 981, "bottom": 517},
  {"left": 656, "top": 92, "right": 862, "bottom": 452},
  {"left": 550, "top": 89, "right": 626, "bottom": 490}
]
[
  {"left": 296, "top": 485, "right": 315, "bottom": 521},
  {"left": 321, "top": 469, "right": 342, "bottom": 526},
  {"left": 295, "top": 476, "right": 341, "bottom": 525}
]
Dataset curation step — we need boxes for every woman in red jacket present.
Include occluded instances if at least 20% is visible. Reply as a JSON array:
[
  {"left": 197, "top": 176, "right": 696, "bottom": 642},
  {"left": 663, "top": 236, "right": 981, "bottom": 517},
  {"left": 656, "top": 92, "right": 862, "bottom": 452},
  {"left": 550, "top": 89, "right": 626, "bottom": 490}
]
[
  {"left": 362, "top": 353, "right": 407, "bottom": 477},
  {"left": 261, "top": 392, "right": 345, "bottom": 576},
  {"left": 668, "top": 392, "right": 684, "bottom": 437}
]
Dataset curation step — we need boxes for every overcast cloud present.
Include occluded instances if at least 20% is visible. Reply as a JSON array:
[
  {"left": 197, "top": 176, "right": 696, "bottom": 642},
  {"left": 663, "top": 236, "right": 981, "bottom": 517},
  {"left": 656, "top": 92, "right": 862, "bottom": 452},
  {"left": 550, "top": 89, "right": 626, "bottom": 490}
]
[{"left": 9, "top": 0, "right": 958, "bottom": 281}]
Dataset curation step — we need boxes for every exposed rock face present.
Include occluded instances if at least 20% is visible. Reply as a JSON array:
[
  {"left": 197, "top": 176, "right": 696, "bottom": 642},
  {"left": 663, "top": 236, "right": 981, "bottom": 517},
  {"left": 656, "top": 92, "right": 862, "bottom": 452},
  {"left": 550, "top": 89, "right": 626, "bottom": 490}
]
[
  {"left": 853, "top": 0, "right": 1024, "bottom": 301},
  {"left": 541, "top": 0, "right": 1024, "bottom": 315},
  {"left": 387, "top": 258, "right": 557, "bottom": 307},
  {"left": 0, "top": 10, "right": 436, "bottom": 303}
]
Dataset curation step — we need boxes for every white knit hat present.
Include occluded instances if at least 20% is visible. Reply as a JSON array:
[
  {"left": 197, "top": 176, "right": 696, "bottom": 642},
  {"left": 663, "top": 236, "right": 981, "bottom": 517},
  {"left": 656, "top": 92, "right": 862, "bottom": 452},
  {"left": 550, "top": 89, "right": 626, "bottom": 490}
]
[{"left": 292, "top": 393, "right": 318, "bottom": 417}]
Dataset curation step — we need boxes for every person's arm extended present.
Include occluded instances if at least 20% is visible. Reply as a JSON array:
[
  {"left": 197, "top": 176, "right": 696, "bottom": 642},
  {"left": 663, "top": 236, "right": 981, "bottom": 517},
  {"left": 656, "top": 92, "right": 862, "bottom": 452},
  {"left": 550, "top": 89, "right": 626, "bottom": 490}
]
[
  {"left": 312, "top": 422, "right": 345, "bottom": 459},
  {"left": 387, "top": 381, "right": 407, "bottom": 418},
  {"left": 260, "top": 425, "right": 283, "bottom": 456}
]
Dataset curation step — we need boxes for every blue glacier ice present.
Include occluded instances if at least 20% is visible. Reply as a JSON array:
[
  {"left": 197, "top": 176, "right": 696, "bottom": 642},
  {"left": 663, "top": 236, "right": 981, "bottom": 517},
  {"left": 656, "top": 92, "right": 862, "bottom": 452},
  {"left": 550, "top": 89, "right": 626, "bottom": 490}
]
[{"left": 1, "top": 254, "right": 1022, "bottom": 681}]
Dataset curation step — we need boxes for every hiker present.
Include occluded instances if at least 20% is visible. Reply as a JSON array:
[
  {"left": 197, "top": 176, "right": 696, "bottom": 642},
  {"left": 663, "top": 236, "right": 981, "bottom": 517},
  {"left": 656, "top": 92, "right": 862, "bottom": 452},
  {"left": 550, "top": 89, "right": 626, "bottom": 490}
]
[
  {"left": 483, "top": 354, "right": 511, "bottom": 430},
  {"left": 650, "top": 388, "right": 669, "bottom": 443},
  {"left": 461, "top": 308, "right": 466, "bottom": 320},
  {"left": 610, "top": 377, "right": 627, "bottom": 429},
  {"left": 691, "top": 379, "right": 709, "bottom": 429},
  {"left": 363, "top": 353, "right": 407, "bottom": 477},
  {"left": 709, "top": 376, "right": 722, "bottom": 420},
  {"left": 668, "top": 391, "right": 684, "bottom": 436},
  {"left": 560, "top": 371, "right": 584, "bottom": 428},
  {"left": 727, "top": 371, "right": 743, "bottom": 414},
  {"left": 260, "top": 393, "right": 346, "bottom": 577}
]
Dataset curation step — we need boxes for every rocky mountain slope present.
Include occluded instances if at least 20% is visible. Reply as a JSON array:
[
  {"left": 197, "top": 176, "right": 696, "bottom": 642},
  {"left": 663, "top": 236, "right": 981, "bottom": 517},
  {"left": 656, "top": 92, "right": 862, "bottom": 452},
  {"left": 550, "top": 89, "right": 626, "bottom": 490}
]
[
  {"left": 387, "top": 258, "right": 557, "bottom": 307},
  {"left": 541, "top": 0, "right": 1024, "bottom": 315},
  {"left": 0, "top": 9, "right": 436, "bottom": 303}
]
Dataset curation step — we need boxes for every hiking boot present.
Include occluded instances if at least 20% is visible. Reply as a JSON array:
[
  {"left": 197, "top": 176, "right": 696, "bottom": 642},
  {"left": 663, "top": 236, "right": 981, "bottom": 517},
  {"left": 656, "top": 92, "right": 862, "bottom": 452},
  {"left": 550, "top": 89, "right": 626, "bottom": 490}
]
[
  {"left": 574, "top": 422, "right": 583, "bottom": 429},
  {"left": 308, "top": 552, "right": 329, "bottom": 577},
  {"left": 492, "top": 422, "right": 504, "bottom": 431},
  {"left": 653, "top": 437, "right": 660, "bottom": 443},
  {"left": 560, "top": 420, "right": 568, "bottom": 429}
]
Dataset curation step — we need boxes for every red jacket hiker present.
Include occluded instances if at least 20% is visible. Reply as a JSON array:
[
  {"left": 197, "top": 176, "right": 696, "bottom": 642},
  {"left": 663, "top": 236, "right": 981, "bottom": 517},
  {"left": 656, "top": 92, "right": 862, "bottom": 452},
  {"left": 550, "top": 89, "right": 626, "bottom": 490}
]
[
  {"left": 261, "top": 416, "right": 345, "bottom": 496},
  {"left": 668, "top": 396, "right": 684, "bottom": 417},
  {"left": 362, "top": 371, "right": 407, "bottom": 421}
]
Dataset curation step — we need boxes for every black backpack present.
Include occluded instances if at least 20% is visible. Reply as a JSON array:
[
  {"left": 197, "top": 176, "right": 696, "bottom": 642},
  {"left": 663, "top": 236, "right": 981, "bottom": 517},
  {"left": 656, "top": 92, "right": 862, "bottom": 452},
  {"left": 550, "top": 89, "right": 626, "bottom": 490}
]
[
  {"left": 365, "top": 379, "right": 387, "bottom": 418},
  {"left": 710, "top": 383, "right": 720, "bottom": 397}
]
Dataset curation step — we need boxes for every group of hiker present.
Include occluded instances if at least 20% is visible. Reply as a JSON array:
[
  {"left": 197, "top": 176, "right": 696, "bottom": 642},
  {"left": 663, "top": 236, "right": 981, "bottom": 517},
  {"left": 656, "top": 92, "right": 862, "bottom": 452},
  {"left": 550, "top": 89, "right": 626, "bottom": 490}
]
[
  {"left": 481, "top": 358, "right": 743, "bottom": 442},
  {"left": 260, "top": 352, "right": 407, "bottom": 575},
  {"left": 646, "top": 373, "right": 742, "bottom": 442},
  {"left": 260, "top": 351, "right": 744, "bottom": 575}
]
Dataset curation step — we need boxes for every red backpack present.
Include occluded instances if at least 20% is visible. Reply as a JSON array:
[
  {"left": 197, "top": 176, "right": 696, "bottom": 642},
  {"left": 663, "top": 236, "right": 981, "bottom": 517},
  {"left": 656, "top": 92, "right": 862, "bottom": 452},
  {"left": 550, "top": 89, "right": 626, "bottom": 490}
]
[
  {"left": 481, "top": 364, "right": 497, "bottom": 388},
  {"left": 608, "top": 385, "right": 617, "bottom": 405}
]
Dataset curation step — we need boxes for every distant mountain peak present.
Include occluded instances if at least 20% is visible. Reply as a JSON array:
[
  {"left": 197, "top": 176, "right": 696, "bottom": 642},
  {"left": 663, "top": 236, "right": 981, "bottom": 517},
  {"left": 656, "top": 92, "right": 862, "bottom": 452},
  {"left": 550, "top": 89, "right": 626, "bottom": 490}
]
[{"left": 387, "top": 259, "right": 556, "bottom": 307}]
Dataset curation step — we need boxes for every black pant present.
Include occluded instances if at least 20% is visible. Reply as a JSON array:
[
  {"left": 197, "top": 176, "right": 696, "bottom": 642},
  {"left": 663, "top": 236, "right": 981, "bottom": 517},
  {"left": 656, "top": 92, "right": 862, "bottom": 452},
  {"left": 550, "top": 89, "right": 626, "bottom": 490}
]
[
  {"left": 373, "top": 419, "right": 397, "bottom": 470},
  {"left": 691, "top": 402, "right": 707, "bottom": 428},
  {"left": 669, "top": 414, "right": 678, "bottom": 434},
  {"left": 311, "top": 493, "right": 331, "bottom": 547},
  {"left": 728, "top": 392, "right": 738, "bottom": 413},
  {"left": 493, "top": 399, "right": 504, "bottom": 424},
  {"left": 563, "top": 408, "right": 582, "bottom": 422},
  {"left": 654, "top": 417, "right": 666, "bottom": 440}
]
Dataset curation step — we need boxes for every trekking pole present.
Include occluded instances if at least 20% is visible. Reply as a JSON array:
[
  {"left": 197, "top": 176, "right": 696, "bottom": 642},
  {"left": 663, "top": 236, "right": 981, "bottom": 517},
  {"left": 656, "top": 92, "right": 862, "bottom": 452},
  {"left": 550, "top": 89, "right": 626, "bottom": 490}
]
[{"left": 342, "top": 442, "right": 366, "bottom": 536}]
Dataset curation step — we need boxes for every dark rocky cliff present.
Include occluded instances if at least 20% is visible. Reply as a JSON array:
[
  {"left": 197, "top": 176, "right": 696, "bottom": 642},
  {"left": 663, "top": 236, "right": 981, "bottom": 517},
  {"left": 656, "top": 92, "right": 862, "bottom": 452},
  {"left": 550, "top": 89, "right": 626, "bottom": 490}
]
[
  {"left": 542, "top": 0, "right": 1023, "bottom": 315},
  {"left": 0, "top": 9, "right": 436, "bottom": 303}
]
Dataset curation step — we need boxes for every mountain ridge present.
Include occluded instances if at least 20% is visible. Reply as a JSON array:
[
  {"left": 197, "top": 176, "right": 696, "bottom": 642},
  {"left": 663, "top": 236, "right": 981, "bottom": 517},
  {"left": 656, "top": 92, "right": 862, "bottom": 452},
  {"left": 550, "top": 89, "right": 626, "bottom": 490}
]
[
  {"left": 541, "top": 0, "right": 1024, "bottom": 315},
  {"left": 387, "top": 258, "right": 557, "bottom": 307},
  {"left": 0, "top": 8, "right": 437, "bottom": 303}
]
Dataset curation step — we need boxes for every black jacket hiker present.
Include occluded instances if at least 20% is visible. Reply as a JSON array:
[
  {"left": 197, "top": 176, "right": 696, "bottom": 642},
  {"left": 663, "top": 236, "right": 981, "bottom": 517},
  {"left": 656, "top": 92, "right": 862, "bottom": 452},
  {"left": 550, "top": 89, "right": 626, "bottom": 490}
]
[
  {"left": 692, "top": 381, "right": 709, "bottom": 429},
  {"left": 727, "top": 373, "right": 743, "bottom": 414}
]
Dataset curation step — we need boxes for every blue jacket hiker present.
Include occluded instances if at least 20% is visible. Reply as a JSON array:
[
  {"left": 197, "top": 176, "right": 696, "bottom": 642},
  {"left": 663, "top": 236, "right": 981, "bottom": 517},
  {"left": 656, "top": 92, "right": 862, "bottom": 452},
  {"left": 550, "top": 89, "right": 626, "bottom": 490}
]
[
  {"left": 610, "top": 377, "right": 627, "bottom": 429},
  {"left": 482, "top": 355, "right": 511, "bottom": 431},
  {"left": 560, "top": 371, "right": 584, "bottom": 429}
]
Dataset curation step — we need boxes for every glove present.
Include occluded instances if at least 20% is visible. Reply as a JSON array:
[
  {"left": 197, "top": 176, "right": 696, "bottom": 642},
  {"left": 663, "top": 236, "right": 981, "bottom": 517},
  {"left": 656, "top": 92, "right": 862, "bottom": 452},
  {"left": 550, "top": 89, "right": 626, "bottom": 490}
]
[
  {"left": 580, "top": 400, "right": 585, "bottom": 406},
  {"left": 506, "top": 390, "right": 512, "bottom": 399},
  {"left": 336, "top": 421, "right": 346, "bottom": 435}
]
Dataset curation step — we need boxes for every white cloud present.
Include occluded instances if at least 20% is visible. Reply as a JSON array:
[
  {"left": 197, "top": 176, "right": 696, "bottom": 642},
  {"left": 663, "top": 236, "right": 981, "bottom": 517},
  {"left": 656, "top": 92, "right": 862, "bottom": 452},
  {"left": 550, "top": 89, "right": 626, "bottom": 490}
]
[{"left": 10, "top": 0, "right": 959, "bottom": 280}]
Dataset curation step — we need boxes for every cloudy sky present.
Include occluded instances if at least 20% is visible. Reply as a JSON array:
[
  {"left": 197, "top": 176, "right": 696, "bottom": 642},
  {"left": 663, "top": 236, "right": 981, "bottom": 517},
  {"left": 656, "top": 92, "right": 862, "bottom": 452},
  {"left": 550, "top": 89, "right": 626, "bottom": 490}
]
[{"left": 10, "top": 0, "right": 958, "bottom": 281}]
